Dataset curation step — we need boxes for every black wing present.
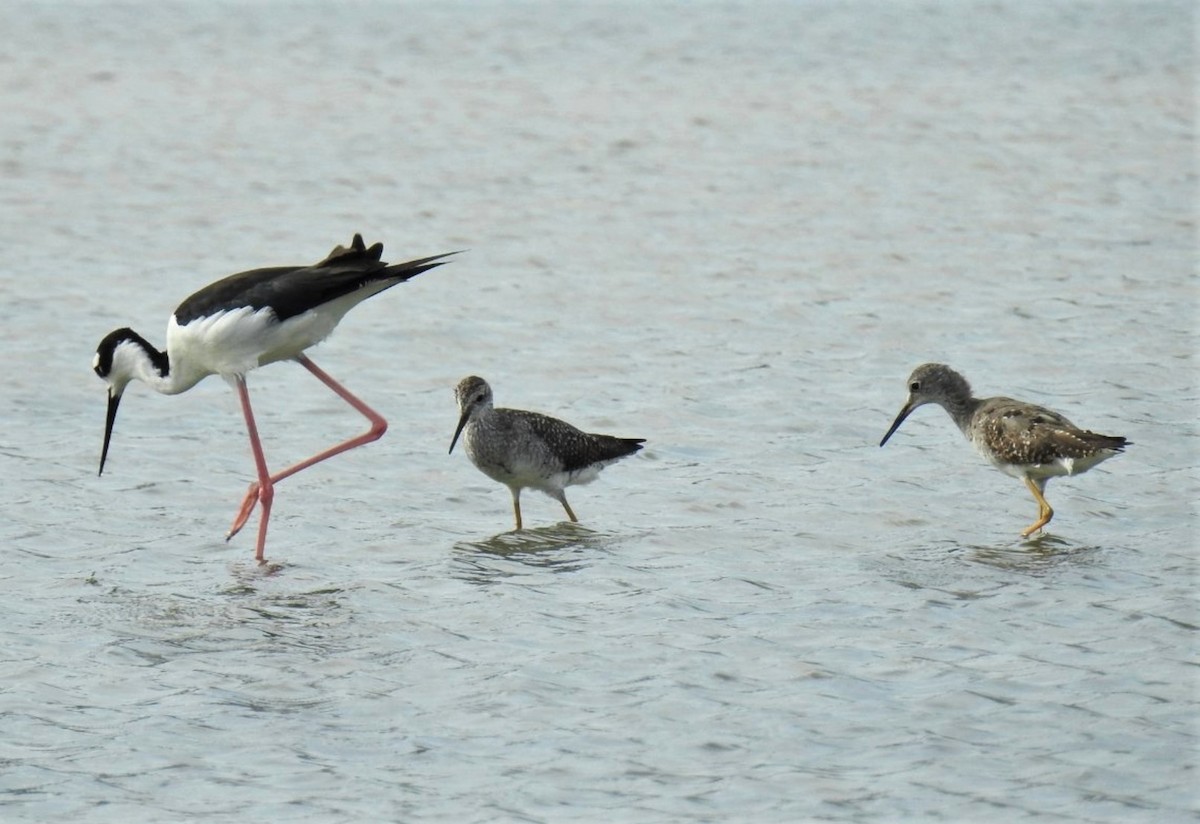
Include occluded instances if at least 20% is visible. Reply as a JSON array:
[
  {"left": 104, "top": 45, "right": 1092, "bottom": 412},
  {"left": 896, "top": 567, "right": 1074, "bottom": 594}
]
[{"left": 174, "top": 234, "right": 454, "bottom": 324}]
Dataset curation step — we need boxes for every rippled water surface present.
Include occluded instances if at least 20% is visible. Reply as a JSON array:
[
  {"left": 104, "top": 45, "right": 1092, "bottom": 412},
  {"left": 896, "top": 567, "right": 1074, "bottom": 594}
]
[{"left": 1, "top": 2, "right": 1196, "bottom": 821}]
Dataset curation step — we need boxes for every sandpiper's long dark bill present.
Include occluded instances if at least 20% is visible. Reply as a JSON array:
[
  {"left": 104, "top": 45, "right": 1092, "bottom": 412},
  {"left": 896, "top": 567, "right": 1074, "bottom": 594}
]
[
  {"left": 879, "top": 363, "right": 1129, "bottom": 538},
  {"left": 449, "top": 375, "right": 644, "bottom": 530},
  {"left": 880, "top": 400, "right": 915, "bottom": 448},
  {"left": 92, "top": 234, "right": 456, "bottom": 561}
]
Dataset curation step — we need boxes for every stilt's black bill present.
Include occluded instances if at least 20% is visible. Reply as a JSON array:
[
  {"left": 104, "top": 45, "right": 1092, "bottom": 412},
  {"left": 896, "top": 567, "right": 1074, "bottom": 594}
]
[
  {"left": 99, "top": 390, "right": 121, "bottom": 475},
  {"left": 449, "top": 412, "right": 469, "bottom": 454},
  {"left": 879, "top": 403, "right": 914, "bottom": 447}
]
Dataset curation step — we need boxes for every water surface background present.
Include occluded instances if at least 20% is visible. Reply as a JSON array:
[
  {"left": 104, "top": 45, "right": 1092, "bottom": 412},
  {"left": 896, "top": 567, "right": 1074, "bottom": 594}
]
[{"left": 1, "top": 2, "right": 1196, "bottom": 821}]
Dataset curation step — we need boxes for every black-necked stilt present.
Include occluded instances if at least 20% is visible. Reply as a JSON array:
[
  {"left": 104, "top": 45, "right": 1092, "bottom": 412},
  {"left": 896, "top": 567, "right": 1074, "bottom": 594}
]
[
  {"left": 879, "top": 363, "right": 1129, "bottom": 537},
  {"left": 449, "top": 376, "right": 645, "bottom": 530},
  {"left": 93, "top": 234, "right": 456, "bottom": 561}
]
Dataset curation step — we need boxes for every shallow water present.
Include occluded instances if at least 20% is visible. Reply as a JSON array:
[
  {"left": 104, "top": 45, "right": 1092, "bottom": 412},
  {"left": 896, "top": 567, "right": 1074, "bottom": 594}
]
[{"left": 1, "top": 1, "right": 1196, "bottom": 821}]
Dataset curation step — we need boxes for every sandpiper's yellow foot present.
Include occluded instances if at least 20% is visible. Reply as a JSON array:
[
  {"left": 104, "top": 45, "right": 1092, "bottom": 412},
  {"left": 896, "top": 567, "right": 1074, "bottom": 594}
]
[
  {"left": 1020, "top": 477, "right": 1054, "bottom": 537},
  {"left": 1020, "top": 513, "right": 1053, "bottom": 538}
]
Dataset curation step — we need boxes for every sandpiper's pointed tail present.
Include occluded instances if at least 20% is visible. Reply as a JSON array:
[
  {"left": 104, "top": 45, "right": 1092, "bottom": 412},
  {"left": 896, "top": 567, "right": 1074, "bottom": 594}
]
[
  {"left": 588, "top": 435, "right": 646, "bottom": 463},
  {"left": 1085, "top": 432, "right": 1129, "bottom": 452}
]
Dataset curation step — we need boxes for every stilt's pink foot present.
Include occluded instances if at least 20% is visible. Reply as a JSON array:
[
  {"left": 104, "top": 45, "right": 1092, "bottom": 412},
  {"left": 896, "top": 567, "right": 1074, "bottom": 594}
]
[{"left": 226, "top": 482, "right": 261, "bottom": 540}]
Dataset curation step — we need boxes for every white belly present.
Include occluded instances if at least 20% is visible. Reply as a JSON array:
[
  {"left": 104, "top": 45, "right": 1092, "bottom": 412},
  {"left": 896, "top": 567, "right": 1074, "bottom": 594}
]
[{"left": 167, "top": 306, "right": 339, "bottom": 378}]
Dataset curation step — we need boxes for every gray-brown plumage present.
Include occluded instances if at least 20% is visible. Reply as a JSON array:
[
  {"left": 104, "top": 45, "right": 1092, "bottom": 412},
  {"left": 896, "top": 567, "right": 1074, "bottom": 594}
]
[
  {"left": 879, "top": 363, "right": 1128, "bottom": 537},
  {"left": 449, "top": 376, "right": 644, "bottom": 529}
]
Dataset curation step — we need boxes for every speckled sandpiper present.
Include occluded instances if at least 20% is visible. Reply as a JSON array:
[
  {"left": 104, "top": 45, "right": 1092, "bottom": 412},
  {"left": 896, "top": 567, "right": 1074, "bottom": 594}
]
[
  {"left": 879, "top": 363, "right": 1129, "bottom": 537},
  {"left": 449, "top": 376, "right": 645, "bottom": 530}
]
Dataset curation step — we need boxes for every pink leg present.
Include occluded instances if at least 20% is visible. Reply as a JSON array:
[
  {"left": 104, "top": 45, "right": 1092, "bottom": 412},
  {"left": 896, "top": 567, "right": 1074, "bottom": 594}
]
[
  {"left": 232, "top": 376, "right": 274, "bottom": 562},
  {"left": 226, "top": 354, "right": 388, "bottom": 543}
]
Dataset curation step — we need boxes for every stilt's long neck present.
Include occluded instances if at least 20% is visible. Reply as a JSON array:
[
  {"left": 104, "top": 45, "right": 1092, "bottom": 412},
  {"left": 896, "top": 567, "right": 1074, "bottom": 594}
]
[
  {"left": 100, "top": 329, "right": 200, "bottom": 396},
  {"left": 128, "top": 335, "right": 172, "bottom": 388}
]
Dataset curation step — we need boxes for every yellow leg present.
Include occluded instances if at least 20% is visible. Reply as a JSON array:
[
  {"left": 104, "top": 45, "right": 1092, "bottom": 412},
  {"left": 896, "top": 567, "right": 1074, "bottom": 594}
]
[
  {"left": 561, "top": 498, "right": 578, "bottom": 523},
  {"left": 510, "top": 488, "right": 523, "bottom": 530},
  {"left": 1020, "top": 476, "right": 1054, "bottom": 538}
]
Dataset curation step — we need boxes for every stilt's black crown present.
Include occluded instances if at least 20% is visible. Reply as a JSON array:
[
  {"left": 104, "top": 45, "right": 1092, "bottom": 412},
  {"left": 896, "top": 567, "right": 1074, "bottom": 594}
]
[
  {"left": 95, "top": 328, "right": 139, "bottom": 377},
  {"left": 94, "top": 327, "right": 167, "bottom": 379}
]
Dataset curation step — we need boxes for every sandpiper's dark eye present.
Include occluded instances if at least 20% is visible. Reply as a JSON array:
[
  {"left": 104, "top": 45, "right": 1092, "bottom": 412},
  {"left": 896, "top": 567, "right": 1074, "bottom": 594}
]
[{"left": 910, "top": 381, "right": 920, "bottom": 391}]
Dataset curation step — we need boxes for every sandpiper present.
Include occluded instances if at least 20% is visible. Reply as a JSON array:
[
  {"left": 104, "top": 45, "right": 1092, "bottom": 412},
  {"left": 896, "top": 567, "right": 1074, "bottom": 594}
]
[
  {"left": 879, "top": 363, "right": 1128, "bottom": 537},
  {"left": 449, "top": 376, "right": 644, "bottom": 529}
]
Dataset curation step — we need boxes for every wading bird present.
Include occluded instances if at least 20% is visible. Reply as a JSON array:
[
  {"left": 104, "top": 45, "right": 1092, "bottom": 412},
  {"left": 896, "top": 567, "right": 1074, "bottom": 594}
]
[
  {"left": 879, "top": 363, "right": 1128, "bottom": 537},
  {"left": 93, "top": 234, "right": 455, "bottom": 561},
  {"left": 449, "top": 376, "right": 644, "bottom": 530}
]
